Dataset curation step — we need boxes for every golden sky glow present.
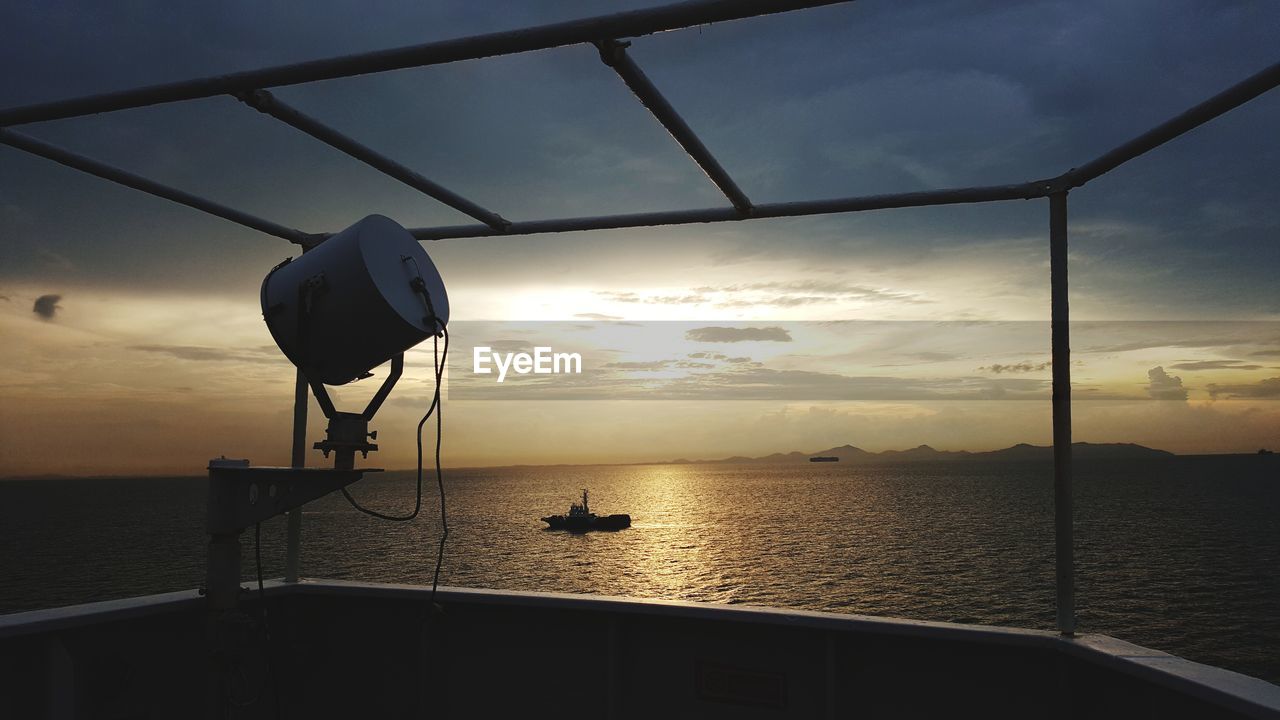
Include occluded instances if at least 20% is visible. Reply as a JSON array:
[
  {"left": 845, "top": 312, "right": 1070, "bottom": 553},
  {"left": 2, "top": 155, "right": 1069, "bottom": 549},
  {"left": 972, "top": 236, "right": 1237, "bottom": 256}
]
[{"left": 2, "top": 277, "right": 1278, "bottom": 476}]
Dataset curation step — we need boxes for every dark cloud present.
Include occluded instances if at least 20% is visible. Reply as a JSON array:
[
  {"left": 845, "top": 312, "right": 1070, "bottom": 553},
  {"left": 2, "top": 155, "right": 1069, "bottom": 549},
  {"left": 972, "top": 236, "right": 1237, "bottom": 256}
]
[
  {"left": 1168, "top": 360, "right": 1264, "bottom": 371},
  {"left": 1207, "top": 377, "right": 1280, "bottom": 400},
  {"left": 979, "top": 361, "right": 1050, "bottom": 374},
  {"left": 1146, "top": 366, "right": 1187, "bottom": 401},
  {"left": 686, "top": 326, "right": 792, "bottom": 343},
  {"left": 1248, "top": 350, "right": 1280, "bottom": 358},
  {"left": 32, "top": 293, "right": 61, "bottom": 319}
]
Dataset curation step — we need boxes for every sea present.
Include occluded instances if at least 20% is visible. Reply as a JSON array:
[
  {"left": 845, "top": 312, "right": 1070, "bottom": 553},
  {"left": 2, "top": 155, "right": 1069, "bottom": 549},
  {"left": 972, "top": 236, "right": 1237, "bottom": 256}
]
[{"left": 1, "top": 456, "right": 1277, "bottom": 684}]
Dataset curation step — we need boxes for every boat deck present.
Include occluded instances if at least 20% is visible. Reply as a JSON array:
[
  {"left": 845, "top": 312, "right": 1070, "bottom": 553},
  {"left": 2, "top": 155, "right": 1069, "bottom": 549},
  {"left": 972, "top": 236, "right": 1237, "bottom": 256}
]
[{"left": 2, "top": 579, "right": 1277, "bottom": 719}]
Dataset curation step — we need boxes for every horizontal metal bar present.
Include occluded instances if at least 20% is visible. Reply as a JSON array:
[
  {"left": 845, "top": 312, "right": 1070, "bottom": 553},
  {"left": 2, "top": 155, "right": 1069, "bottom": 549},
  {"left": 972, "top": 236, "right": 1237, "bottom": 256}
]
[
  {"left": 0, "top": 128, "right": 320, "bottom": 247},
  {"left": 0, "top": 0, "right": 851, "bottom": 127},
  {"left": 238, "top": 90, "right": 508, "bottom": 229},
  {"left": 598, "top": 40, "right": 752, "bottom": 215},
  {"left": 1063, "top": 61, "right": 1280, "bottom": 189},
  {"left": 409, "top": 181, "right": 1049, "bottom": 240}
]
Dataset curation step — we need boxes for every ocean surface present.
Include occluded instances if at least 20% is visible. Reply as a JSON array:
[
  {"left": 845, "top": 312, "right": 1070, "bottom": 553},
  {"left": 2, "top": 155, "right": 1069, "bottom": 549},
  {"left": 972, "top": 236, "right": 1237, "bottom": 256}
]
[{"left": 1, "top": 456, "right": 1277, "bottom": 684}]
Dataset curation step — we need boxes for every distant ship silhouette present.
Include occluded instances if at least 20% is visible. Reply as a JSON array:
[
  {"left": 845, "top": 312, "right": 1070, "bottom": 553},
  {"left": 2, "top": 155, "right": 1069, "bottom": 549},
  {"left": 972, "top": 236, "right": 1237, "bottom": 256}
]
[{"left": 542, "top": 489, "right": 631, "bottom": 532}]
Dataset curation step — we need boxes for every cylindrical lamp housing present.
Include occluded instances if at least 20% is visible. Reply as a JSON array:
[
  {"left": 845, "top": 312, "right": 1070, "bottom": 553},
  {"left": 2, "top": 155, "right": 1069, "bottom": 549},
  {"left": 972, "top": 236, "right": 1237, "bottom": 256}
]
[{"left": 261, "top": 214, "right": 448, "bottom": 385}]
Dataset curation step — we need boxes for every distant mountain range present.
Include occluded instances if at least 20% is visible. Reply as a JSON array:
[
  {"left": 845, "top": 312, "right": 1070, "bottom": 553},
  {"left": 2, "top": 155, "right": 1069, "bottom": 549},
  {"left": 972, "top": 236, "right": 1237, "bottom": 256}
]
[{"left": 666, "top": 442, "right": 1177, "bottom": 465}]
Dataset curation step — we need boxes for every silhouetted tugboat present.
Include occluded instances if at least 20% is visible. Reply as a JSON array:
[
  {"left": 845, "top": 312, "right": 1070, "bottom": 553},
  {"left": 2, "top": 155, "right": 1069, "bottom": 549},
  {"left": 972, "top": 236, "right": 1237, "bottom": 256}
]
[{"left": 542, "top": 489, "right": 630, "bottom": 532}]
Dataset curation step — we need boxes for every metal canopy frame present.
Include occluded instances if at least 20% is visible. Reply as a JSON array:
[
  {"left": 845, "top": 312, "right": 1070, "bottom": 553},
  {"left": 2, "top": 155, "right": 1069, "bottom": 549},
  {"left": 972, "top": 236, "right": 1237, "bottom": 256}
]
[{"left": 2, "top": 0, "right": 1277, "bottom": 636}]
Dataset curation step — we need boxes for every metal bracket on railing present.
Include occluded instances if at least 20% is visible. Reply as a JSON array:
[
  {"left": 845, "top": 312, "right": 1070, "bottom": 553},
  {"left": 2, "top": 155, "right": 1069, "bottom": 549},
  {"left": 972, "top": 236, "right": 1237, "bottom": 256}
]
[{"left": 205, "top": 459, "right": 377, "bottom": 609}]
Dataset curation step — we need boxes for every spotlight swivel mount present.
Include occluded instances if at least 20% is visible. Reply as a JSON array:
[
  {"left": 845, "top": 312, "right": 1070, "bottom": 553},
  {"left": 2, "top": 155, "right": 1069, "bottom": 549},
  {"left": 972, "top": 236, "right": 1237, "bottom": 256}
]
[{"left": 308, "top": 353, "right": 403, "bottom": 470}]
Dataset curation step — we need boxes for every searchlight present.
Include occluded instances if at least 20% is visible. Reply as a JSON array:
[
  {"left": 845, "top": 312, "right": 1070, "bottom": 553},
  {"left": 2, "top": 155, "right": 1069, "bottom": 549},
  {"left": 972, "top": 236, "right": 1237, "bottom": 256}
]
[
  {"left": 204, "top": 214, "right": 448, "bottom": 615},
  {"left": 261, "top": 214, "right": 449, "bottom": 469}
]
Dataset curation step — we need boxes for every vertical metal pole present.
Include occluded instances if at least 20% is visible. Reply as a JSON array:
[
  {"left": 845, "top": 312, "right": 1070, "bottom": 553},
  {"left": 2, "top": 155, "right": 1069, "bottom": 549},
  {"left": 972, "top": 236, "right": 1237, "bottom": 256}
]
[
  {"left": 284, "top": 367, "right": 308, "bottom": 582},
  {"left": 1049, "top": 191, "right": 1075, "bottom": 635}
]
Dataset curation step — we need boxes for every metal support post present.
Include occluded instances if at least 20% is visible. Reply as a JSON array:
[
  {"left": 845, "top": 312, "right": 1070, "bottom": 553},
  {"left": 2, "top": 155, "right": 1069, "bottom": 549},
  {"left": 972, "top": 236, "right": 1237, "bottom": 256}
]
[
  {"left": 1049, "top": 191, "right": 1074, "bottom": 635},
  {"left": 284, "top": 368, "right": 307, "bottom": 583}
]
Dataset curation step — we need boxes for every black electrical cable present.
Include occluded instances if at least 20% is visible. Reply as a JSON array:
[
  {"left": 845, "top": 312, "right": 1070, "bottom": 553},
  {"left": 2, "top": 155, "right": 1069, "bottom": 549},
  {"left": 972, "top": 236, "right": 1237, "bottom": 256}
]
[
  {"left": 336, "top": 259, "right": 450, "bottom": 626},
  {"left": 335, "top": 322, "right": 450, "bottom": 607},
  {"left": 428, "top": 325, "right": 448, "bottom": 610},
  {"left": 338, "top": 325, "right": 447, "bottom": 522}
]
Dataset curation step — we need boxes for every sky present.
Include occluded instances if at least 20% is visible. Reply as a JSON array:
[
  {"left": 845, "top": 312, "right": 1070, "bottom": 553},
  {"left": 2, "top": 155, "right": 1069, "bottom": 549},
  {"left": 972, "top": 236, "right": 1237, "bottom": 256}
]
[{"left": 1, "top": 0, "right": 1278, "bottom": 475}]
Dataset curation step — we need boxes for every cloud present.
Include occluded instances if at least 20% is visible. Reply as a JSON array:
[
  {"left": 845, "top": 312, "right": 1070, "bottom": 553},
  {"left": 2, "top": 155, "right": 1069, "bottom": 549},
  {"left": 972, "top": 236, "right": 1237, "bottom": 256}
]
[
  {"left": 32, "top": 294, "right": 61, "bottom": 319},
  {"left": 594, "top": 281, "right": 931, "bottom": 311},
  {"left": 36, "top": 248, "right": 75, "bottom": 272},
  {"left": 654, "top": 366, "right": 1047, "bottom": 402},
  {"left": 130, "top": 344, "right": 285, "bottom": 364},
  {"left": 1083, "top": 337, "right": 1268, "bottom": 354},
  {"left": 1207, "top": 377, "right": 1280, "bottom": 400},
  {"left": 1146, "top": 366, "right": 1187, "bottom": 401},
  {"left": 876, "top": 351, "right": 964, "bottom": 367},
  {"left": 909, "top": 352, "right": 960, "bottom": 363},
  {"left": 453, "top": 360, "right": 1049, "bottom": 402},
  {"left": 1248, "top": 350, "right": 1280, "bottom": 358},
  {"left": 574, "top": 313, "right": 623, "bottom": 321},
  {"left": 734, "top": 280, "right": 930, "bottom": 305},
  {"left": 1168, "top": 360, "right": 1264, "bottom": 371},
  {"left": 695, "top": 280, "right": 930, "bottom": 308},
  {"left": 685, "top": 326, "right": 792, "bottom": 343},
  {"left": 716, "top": 295, "right": 831, "bottom": 308},
  {"left": 979, "top": 361, "right": 1050, "bottom": 374},
  {"left": 596, "top": 291, "right": 708, "bottom": 305},
  {"left": 603, "top": 360, "right": 671, "bottom": 371},
  {"left": 479, "top": 339, "right": 532, "bottom": 354}
]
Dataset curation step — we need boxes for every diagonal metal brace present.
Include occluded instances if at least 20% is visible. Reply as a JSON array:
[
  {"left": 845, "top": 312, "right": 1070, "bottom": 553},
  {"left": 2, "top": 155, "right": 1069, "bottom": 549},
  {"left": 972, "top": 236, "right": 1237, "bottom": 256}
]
[
  {"left": 205, "top": 461, "right": 377, "bottom": 612},
  {"left": 237, "top": 90, "right": 510, "bottom": 230},
  {"left": 207, "top": 462, "right": 376, "bottom": 535},
  {"left": 596, "top": 39, "right": 753, "bottom": 216},
  {"left": 0, "top": 128, "right": 322, "bottom": 248}
]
